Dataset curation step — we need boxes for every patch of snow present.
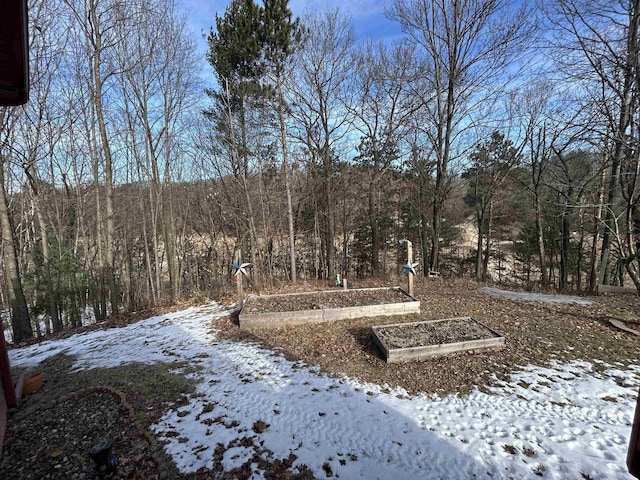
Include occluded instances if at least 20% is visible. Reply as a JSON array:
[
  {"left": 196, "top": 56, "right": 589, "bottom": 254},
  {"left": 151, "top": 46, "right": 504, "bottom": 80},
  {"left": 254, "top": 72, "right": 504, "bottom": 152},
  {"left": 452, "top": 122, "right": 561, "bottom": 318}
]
[
  {"left": 481, "top": 287, "right": 594, "bottom": 305},
  {"left": 9, "top": 302, "right": 636, "bottom": 479},
  {"left": 3, "top": 304, "right": 101, "bottom": 344},
  {"left": 2, "top": 309, "right": 11, "bottom": 343},
  {"left": 221, "top": 446, "right": 253, "bottom": 471}
]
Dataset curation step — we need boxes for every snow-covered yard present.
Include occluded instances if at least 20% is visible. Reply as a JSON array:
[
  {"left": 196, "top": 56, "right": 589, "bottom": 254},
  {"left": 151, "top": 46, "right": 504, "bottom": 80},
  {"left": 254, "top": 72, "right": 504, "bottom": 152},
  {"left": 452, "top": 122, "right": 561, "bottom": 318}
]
[{"left": 8, "top": 302, "right": 638, "bottom": 479}]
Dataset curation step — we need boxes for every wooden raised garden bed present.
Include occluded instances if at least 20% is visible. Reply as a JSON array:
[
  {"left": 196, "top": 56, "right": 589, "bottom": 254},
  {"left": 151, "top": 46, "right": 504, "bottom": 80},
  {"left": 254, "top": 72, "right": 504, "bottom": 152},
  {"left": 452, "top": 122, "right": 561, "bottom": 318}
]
[
  {"left": 370, "top": 316, "right": 505, "bottom": 363},
  {"left": 239, "top": 287, "right": 420, "bottom": 328}
]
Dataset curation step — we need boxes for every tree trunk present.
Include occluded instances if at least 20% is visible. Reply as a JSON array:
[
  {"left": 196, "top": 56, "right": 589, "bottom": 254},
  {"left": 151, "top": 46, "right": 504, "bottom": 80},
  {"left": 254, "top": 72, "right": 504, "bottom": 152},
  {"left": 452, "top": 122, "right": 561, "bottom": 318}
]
[
  {"left": 276, "top": 73, "right": 297, "bottom": 282},
  {"left": 163, "top": 129, "right": 180, "bottom": 302},
  {"left": 577, "top": 208, "right": 585, "bottom": 292},
  {"left": 88, "top": 97, "right": 107, "bottom": 321},
  {"left": 240, "top": 171, "right": 259, "bottom": 285},
  {"left": 24, "top": 164, "right": 62, "bottom": 332},
  {"left": 369, "top": 172, "right": 381, "bottom": 275},
  {"left": 419, "top": 210, "right": 429, "bottom": 277},
  {"left": 430, "top": 63, "right": 457, "bottom": 273},
  {"left": 598, "top": 0, "right": 640, "bottom": 287},
  {"left": 417, "top": 170, "right": 430, "bottom": 275},
  {"left": 589, "top": 160, "right": 606, "bottom": 292},
  {"left": 138, "top": 182, "right": 155, "bottom": 304},
  {"left": 36, "top": 199, "right": 61, "bottom": 332},
  {"left": 475, "top": 207, "right": 484, "bottom": 280},
  {"left": 89, "top": 3, "right": 117, "bottom": 316},
  {"left": 534, "top": 190, "right": 548, "bottom": 288},
  {"left": 559, "top": 196, "right": 570, "bottom": 291},
  {"left": 430, "top": 201, "right": 442, "bottom": 272},
  {"left": 474, "top": 178, "right": 484, "bottom": 279},
  {"left": 623, "top": 152, "right": 640, "bottom": 293},
  {"left": 482, "top": 200, "right": 493, "bottom": 281},
  {"left": 0, "top": 157, "right": 32, "bottom": 342},
  {"left": 368, "top": 144, "right": 384, "bottom": 276},
  {"left": 314, "top": 207, "right": 321, "bottom": 279},
  {"left": 323, "top": 141, "right": 336, "bottom": 279}
]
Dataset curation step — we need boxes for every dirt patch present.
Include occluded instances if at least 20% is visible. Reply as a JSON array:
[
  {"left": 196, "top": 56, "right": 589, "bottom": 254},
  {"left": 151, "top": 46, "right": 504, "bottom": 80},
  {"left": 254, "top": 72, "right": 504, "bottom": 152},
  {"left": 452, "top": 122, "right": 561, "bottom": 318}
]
[
  {"left": 218, "top": 278, "right": 640, "bottom": 397},
  {"left": 374, "top": 318, "right": 498, "bottom": 349},
  {"left": 2, "top": 388, "right": 157, "bottom": 479},
  {"left": 1, "top": 355, "right": 191, "bottom": 480},
  {"left": 242, "top": 288, "right": 412, "bottom": 313}
]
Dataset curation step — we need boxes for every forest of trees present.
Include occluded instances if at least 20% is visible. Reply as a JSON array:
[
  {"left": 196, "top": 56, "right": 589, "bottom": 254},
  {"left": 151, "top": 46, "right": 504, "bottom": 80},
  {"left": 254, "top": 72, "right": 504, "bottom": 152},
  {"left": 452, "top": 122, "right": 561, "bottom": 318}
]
[{"left": 1, "top": 0, "right": 639, "bottom": 342}]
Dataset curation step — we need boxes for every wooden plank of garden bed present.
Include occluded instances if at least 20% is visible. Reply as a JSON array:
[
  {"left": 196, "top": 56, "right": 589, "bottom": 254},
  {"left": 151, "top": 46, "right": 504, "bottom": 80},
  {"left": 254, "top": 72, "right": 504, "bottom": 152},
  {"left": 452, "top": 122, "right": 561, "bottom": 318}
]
[
  {"left": 384, "top": 336, "right": 505, "bottom": 362},
  {"left": 323, "top": 301, "right": 420, "bottom": 321},
  {"left": 240, "top": 301, "right": 420, "bottom": 328},
  {"left": 371, "top": 327, "right": 390, "bottom": 361},
  {"left": 240, "top": 309, "right": 323, "bottom": 327},
  {"left": 609, "top": 318, "right": 640, "bottom": 335}
]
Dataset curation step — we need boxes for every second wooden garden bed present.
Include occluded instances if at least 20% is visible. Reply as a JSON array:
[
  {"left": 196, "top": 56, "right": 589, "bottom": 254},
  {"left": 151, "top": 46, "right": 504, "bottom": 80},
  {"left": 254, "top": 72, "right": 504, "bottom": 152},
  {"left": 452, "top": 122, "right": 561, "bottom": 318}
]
[{"left": 370, "top": 317, "right": 505, "bottom": 363}]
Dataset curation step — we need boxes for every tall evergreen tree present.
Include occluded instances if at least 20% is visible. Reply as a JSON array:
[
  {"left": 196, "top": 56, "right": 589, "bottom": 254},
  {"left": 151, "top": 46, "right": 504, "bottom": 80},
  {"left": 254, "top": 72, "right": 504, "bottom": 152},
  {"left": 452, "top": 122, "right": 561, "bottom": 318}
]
[
  {"left": 207, "top": 0, "right": 264, "bottom": 97},
  {"left": 206, "top": 0, "right": 266, "bottom": 281}
]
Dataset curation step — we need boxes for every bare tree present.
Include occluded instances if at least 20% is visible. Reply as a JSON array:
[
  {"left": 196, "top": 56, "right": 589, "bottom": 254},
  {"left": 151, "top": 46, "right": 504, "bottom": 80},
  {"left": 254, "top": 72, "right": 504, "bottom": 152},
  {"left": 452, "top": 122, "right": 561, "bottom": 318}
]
[
  {"left": 63, "top": 0, "right": 142, "bottom": 315},
  {"left": 511, "top": 81, "right": 582, "bottom": 288},
  {"left": 262, "top": 0, "right": 302, "bottom": 282},
  {"left": 388, "top": 0, "right": 533, "bottom": 271},
  {"left": 16, "top": 0, "right": 70, "bottom": 332},
  {"left": 206, "top": 0, "right": 270, "bottom": 285},
  {"left": 464, "top": 132, "right": 520, "bottom": 280},
  {"left": 290, "top": 9, "right": 356, "bottom": 279},
  {"left": 116, "top": 0, "right": 199, "bottom": 304},
  {"left": 0, "top": 108, "right": 32, "bottom": 342},
  {"left": 350, "top": 41, "right": 417, "bottom": 275},
  {"left": 548, "top": 0, "right": 640, "bottom": 291},
  {"left": 547, "top": 150, "right": 600, "bottom": 290}
]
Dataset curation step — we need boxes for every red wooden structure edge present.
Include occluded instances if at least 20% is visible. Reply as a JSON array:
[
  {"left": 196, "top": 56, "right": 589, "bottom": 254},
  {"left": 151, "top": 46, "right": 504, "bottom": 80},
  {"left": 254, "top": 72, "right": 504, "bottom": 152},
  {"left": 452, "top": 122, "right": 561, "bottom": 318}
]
[
  {"left": 0, "top": 333, "right": 16, "bottom": 457},
  {"left": 0, "top": 377, "right": 6, "bottom": 457},
  {"left": 0, "top": 0, "right": 29, "bottom": 105},
  {"left": 0, "top": 335, "right": 16, "bottom": 408},
  {"left": 628, "top": 386, "right": 640, "bottom": 477}
]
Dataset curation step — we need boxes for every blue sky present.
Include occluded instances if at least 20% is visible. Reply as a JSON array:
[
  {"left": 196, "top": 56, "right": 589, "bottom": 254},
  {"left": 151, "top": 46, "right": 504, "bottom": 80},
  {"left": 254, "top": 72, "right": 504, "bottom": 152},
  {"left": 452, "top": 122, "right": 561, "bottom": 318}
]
[
  {"left": 179, "top": 0, "right": 401, "bottom": 39},
  {"left": 179, "top": 0, "right": 403, "bottom": 80}
]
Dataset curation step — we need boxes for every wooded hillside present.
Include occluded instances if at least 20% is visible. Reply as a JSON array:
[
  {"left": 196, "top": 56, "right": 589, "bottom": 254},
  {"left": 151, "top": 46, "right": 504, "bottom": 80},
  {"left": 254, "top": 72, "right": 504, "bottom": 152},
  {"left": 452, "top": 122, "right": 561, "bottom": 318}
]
[{"left": 1, "top": 0, "right": 639, "bottom": 342}]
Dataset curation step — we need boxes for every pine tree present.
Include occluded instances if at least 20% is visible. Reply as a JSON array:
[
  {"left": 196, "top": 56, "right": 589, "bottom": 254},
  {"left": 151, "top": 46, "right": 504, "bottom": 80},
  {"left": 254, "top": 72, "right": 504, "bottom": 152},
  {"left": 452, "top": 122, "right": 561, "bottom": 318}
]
[{"left": 206, "top": 0, "right": 266, "bottom": 282}]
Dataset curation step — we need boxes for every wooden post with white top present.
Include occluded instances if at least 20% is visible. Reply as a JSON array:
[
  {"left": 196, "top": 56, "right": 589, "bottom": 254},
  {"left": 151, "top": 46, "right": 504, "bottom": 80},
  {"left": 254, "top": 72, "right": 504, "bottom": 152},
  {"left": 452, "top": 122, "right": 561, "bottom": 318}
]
[{"left": 407, "top": 241, "right": 414, "bottom": 297}]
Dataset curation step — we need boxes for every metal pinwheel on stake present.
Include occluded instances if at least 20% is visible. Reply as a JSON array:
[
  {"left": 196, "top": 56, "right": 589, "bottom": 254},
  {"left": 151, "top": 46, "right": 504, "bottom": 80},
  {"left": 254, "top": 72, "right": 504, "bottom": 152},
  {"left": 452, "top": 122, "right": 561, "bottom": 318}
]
[
  {"left": 231, "top": 259, "right": 251, "bottom": 277},
  {"left": 231, "top": 257, "right": 251, "bottom": 304},
  {"left": 402, "top": 261, "right": 420, "bottom": 277}
]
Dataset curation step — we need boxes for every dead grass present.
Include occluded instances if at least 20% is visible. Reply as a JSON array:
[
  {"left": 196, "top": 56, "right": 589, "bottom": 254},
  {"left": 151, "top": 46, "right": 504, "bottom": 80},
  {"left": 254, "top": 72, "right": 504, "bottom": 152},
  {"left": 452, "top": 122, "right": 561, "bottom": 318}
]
[
  {"left": 5, "top": 277, "right": 639, "bottom": 479},
  {"left": 216, "top": 278, "right": 640, "bottom": 397}
]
